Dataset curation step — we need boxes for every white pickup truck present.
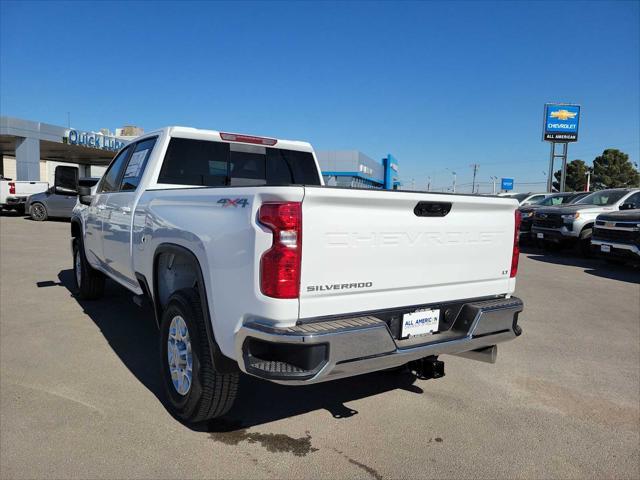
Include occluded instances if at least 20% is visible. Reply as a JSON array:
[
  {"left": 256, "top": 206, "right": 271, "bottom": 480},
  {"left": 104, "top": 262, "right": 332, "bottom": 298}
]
[
  {"left": 0, "top": 178, "right": 49, "bottom": 213},
  {"left": 64, "top": 126, "right": 524, "bottom": 423}
]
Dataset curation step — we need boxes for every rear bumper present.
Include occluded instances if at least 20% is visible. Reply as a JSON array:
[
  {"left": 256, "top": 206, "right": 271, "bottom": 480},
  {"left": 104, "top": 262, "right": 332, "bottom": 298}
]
[
  {"left": 235, "top": 296, "right": 524, "bottom": 385},
  {"left": 2, "top": 196, "right": 27, "bottom": 207}
]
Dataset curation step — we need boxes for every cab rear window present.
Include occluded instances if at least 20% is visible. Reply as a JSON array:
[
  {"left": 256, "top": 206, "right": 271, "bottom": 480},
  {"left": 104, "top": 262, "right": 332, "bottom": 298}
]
[{"left": 158, "top": 138, "right": 321, "bottom": 187}]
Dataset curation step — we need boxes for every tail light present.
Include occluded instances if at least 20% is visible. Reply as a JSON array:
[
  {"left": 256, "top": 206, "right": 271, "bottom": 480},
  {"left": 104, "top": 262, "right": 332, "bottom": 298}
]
[
  {"left": 510, "top": 209, "right": 521, "bottom": 278},
  {"left": 259, "top": 202, "right": 302, "bottom": 298},
  {"left": 9, "top": 182, "right": 15, "bottom": 195}
]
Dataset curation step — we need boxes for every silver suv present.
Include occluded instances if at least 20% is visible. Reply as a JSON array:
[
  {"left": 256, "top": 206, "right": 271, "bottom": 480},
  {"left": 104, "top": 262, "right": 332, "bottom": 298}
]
[{"left": 531, "top": 188, "right": 640, "bottom": 255}]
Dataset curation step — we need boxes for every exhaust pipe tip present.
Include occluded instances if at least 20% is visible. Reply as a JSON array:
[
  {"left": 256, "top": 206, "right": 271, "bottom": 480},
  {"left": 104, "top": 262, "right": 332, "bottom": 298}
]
[{"left": 452, "top": 345, "right": 498, "bottom": 364}]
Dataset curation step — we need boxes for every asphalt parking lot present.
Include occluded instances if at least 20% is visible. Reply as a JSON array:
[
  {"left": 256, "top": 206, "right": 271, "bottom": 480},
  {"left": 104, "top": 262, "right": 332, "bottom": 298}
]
[{"left": 1, "top": 213, "right": 638, "bottom": 480}]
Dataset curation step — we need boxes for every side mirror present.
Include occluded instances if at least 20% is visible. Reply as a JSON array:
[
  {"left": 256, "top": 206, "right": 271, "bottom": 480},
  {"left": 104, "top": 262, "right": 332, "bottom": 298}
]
[
  {"left": 78, "top": 185, "right": 94, "bottom": 206},
  {"left": 619, "top": 202, "right": 636, "bottom": 211},
  {"left": 54, "top": 166, "right": 79, "bottom": 195}
]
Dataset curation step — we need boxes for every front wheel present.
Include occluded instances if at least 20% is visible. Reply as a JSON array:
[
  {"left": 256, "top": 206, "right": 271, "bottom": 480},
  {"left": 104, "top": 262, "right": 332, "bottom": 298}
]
[
  {"left": 579, "top": 228, "right": 593, "bottom": 257},
  {"left": 73, "top": 240, "right": 105, "bottom": 299},
  {"left": 30, "top": 202, "right": 47, "bottom": 221},
  {"left": 160, "top": 289, "right": 239, "bottom": 423}
]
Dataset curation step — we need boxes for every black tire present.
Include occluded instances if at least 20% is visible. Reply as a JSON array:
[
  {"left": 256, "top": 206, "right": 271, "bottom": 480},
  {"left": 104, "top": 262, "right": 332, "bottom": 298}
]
[
  {"left": 605, "top": 258, "right": 625, "bottom": 266},
  {"left": 30, "top": 202, "right": 47, "bottom": 221},
  {"left": 544, "top": 241, "right": 562, "bottom": 252},
  {"left": 579, "top": 228, "right": 593, "bottom": 257},
  {"left": 73, "top": 239, "right": 105, "bottom": 299},
  {"left": 160, "top": 288, "right": 239, "bottom": 423}
]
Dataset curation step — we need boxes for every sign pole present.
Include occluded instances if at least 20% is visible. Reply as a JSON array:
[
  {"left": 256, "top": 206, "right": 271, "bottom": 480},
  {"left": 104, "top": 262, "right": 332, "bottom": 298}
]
[
  {"left": 547, "top": 143, "right": 555, "bottom": 192},
  {"left": 560, "top": 143, "right": 568, "bottom": 192}
]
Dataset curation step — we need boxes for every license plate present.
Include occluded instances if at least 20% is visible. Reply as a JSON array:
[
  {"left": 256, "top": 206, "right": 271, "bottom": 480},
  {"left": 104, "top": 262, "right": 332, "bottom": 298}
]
[
  {"left": 601, "top": 244, "right": 611, "bottom": 253},
  {"left": 401, "top": 309, "right": 440, "bottom": 338},
  {"left": 537, "top": 233, "right": 544, "bottom": 239}
]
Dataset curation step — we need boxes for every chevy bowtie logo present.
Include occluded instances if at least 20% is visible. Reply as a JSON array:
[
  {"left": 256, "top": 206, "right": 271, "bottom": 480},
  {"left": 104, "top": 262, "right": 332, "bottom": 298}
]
[{"left": 550, "top": 109, "right": 577, "bottom": 121}]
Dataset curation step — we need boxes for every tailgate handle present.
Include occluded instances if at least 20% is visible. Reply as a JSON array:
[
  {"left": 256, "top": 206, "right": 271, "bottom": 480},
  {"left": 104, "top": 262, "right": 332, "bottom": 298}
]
[{"left": 414, "top": 201, "right": 452, "bottom": 217}]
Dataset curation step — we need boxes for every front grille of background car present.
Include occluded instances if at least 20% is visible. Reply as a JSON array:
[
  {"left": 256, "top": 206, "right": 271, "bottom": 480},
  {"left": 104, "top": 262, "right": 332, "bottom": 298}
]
[
  {"left": 520, "top": 218, "right": 533, "bottom": 232},
  {"left": 533, "top": 214, "right": 563, "bottom": 229},
  {"left": 592, "top": 227, "right": 639, "bottom": 244}
]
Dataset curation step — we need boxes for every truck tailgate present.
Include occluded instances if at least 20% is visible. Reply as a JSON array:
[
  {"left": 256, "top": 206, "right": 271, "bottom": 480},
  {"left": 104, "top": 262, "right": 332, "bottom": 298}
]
[{"left": 299, "top": 187, "right": 518, "bottom": 319}]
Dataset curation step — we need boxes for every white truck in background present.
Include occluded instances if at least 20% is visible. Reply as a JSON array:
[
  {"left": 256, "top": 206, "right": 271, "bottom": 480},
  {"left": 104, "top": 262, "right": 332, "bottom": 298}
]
[
  {"left": 60, "top": 126, "right": 524, "bottom": 424},
  {"left": 0, "top": 177, "right": 49, "bottom": 213}
]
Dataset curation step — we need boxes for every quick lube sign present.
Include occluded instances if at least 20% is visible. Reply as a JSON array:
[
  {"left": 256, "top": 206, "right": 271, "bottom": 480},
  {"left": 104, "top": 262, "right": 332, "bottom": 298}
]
[
  {"left": 64, "top": 129, "right": 126, "bottom": 151},
  {"left": 543, "top": 104, "right": 580, "bottom": 142}
]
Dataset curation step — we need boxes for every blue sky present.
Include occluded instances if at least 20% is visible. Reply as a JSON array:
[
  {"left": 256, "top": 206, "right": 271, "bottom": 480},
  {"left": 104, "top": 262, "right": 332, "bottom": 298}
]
[{"left": 1, "top": 1, "right": 638, "bottom": 192}]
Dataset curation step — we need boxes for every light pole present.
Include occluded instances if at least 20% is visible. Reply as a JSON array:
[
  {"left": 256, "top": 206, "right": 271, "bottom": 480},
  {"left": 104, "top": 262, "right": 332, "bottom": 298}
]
[
  {"left": 585, "top": 171, "right": 591, "bottom": 192},
  {"left": 490, "top": 176, "right": 498, "bottom": 195},
  {"left": 470, "top": 163, "right": 480, "bottom": 194},
  {"left": 427, "top": 176, "right": 431, "bottom": 192}
]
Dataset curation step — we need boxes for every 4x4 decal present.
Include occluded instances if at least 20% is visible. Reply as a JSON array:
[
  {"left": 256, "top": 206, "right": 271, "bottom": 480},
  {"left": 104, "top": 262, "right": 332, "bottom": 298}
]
[{"left": 217, "top": 198, "right": 249, "bottom": 208}]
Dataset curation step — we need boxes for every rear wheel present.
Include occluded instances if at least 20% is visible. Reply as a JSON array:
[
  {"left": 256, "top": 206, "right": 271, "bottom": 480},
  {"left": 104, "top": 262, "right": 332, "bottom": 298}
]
[
  {"left": 30, "top": 202, "right": 47, "bottom": 221},
  {"left": 73, "top": 239, "right": 105, "bottom": 299},
  {"left": 160, "top": 288, "right": 239, "bottom": 423}
]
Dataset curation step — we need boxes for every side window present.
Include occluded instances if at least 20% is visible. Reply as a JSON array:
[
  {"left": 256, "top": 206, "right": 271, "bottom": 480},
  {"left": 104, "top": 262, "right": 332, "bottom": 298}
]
[
  {"left": 99, "top": 146, "right": 133, "bottom": 193},
  {"left": 624, "top": 192, "right": 640, "bottom": 206},
  {"left": 120, "top": 137, "right": 157, "bottom": 191},
  {"left": 158, "top": 138, "right": 229, "bottom": 186}
]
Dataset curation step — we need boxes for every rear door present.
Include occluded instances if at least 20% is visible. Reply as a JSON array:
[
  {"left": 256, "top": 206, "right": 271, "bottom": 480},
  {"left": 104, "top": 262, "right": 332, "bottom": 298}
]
[
  {"left": 84, "top": 146, "right": 133, "bottom": 266},
  {"left": 102, "top": 137, "right": 157, "bottom": 286},
  {"left": 298, "top": 188, "right": 518, "bottom": 319}
]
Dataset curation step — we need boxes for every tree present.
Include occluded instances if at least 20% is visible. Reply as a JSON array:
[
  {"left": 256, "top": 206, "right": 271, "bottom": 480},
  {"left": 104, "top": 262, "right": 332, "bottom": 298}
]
[
  {"left": 591, "top": 149, "right": 640, "bottom": 190},
  {"left": 553, "top": 159, "right": 591, "bottom": 192}
]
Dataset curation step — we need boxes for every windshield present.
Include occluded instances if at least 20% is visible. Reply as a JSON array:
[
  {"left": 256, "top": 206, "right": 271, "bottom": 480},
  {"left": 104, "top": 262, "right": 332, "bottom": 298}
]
[
  {"left": 506, "top": 193, "right": 529, "bottom": 202},
  {"left": 538, "top": 195, "right": 569, "bottom": 206},
  {"left": 567, "top": 193, "right": 589, "bottom": 204},
  {"left": 575, "top": 190, "right": 627, "bottom": 206}
]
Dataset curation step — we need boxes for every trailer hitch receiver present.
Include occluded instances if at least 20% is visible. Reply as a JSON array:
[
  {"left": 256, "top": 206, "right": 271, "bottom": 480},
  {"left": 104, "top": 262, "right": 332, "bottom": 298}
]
[{"left": 409, "top": 356, "right": 445, "bottom": 380}]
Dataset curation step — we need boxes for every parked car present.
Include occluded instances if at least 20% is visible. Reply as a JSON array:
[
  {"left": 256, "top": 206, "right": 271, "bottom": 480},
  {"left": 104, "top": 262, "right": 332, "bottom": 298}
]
[
  {"left": 532, "top": 188, "right": 640, "bottom": 255},
  {"left": 63, "top": 126, "right": 524, "bottom": 424},
  {"left": 0, "top": 177, "right": 49, "bottom": 213},
  {"left": 26, "top": 178, "right": 100, "bottom": 221},
  {"left": 519, "top": 192, "right": 590, "bottom": 242},
  {"left": 591, "top": 208, "right": 640, "bottom": 264},
  {"left": 500, "top": 192, "right": 553, "bottom": 206}
]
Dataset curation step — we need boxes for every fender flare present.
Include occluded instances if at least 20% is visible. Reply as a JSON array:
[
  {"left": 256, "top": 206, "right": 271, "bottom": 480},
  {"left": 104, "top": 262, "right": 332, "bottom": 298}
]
[{"left": 150, "top": 243, "right": 238, "bottom": 373}]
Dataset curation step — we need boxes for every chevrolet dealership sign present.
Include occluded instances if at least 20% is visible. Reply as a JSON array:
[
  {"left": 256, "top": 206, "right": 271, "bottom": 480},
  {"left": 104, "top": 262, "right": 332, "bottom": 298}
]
[
  {"left": 543, "top": 104, "right": 580, "bottom": 142},
  {"left": 64, "top": 129, "right": 126, "bottom": 151}
]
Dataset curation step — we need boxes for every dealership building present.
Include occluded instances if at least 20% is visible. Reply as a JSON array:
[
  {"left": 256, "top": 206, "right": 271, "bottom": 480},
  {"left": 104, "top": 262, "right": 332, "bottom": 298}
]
[
  {"left": 1, "top": 116, "right": 400, "bottom": 190},
  {"left": 316, "top": 150, "right": 400, "bottom": 189},
  {"left": 0, "top": 116, "right": 141, "bottom": 184}
]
